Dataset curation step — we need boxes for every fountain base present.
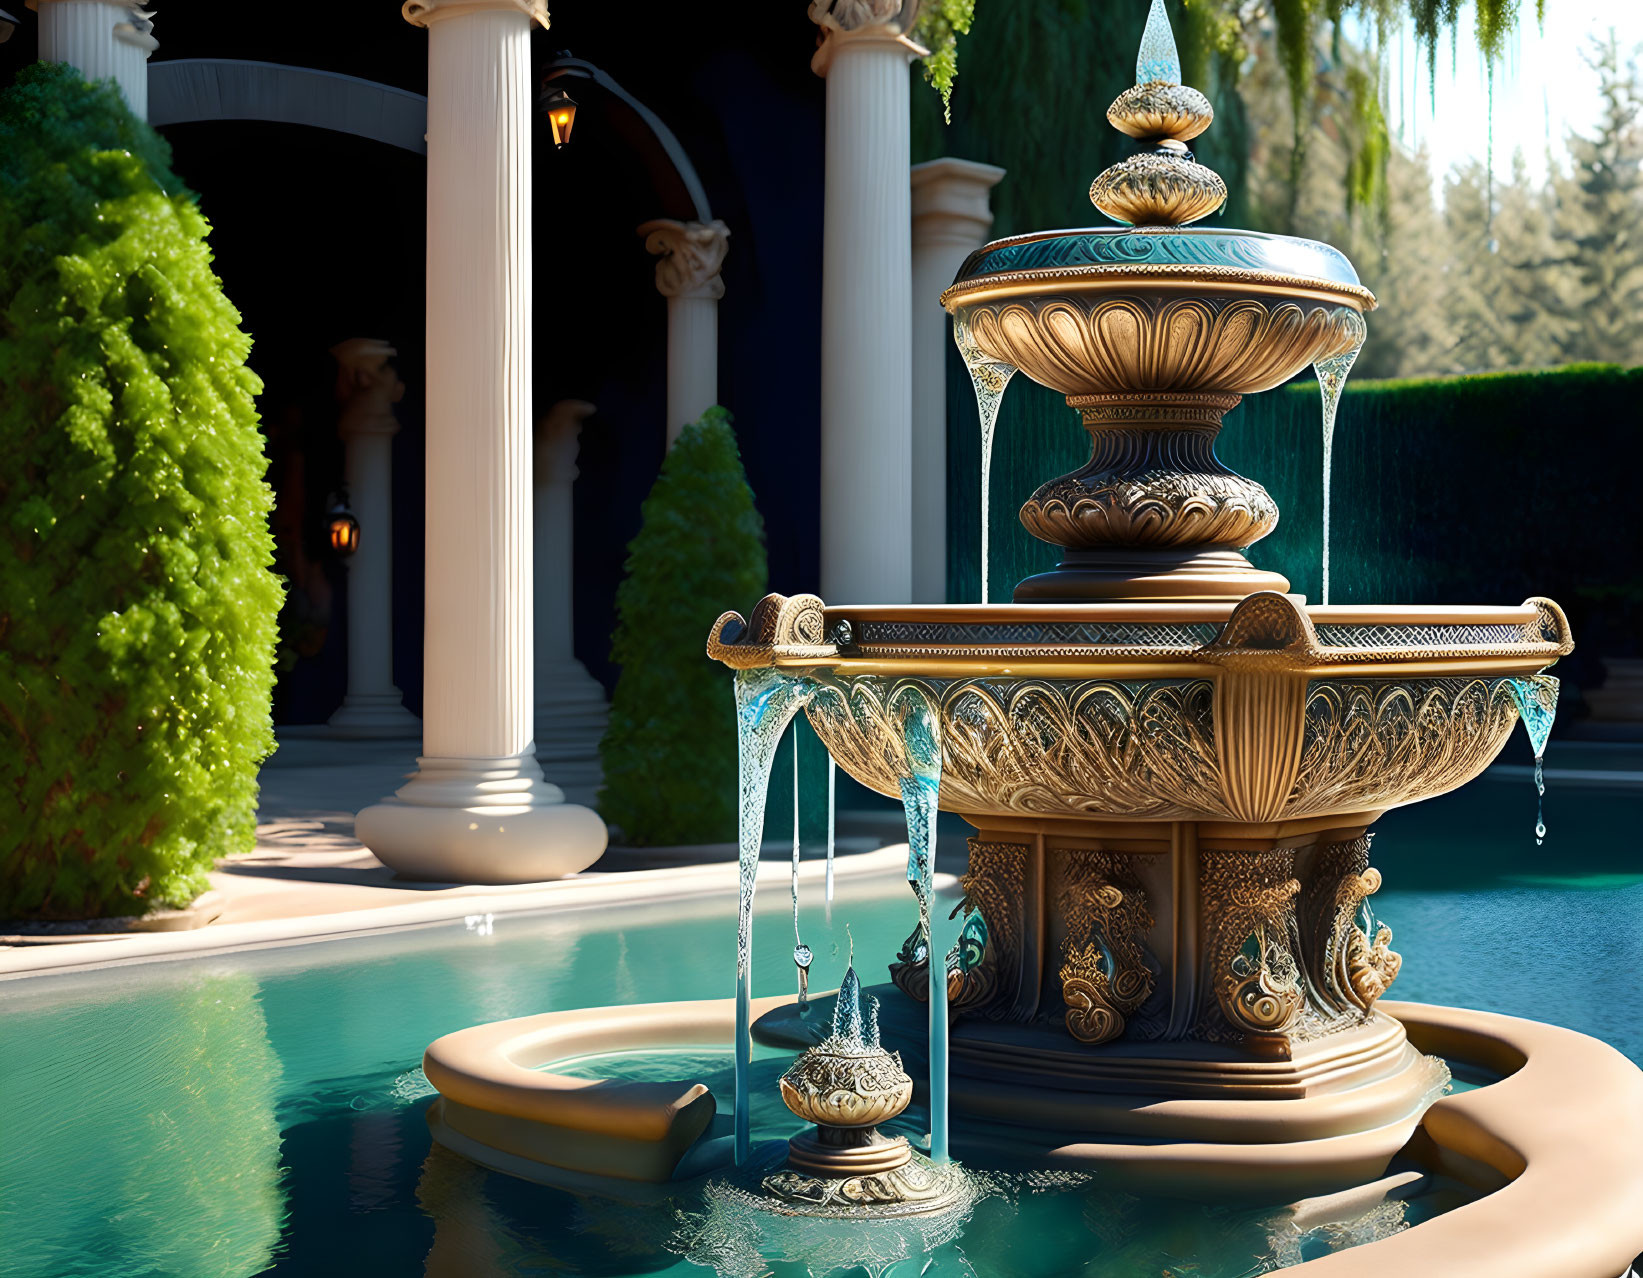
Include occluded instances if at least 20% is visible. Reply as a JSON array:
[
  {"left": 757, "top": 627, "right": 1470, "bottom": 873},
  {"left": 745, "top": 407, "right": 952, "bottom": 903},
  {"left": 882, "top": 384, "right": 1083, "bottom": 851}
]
[{"left": 761, "top": 1142, "right": 970, "bottom": 1218}]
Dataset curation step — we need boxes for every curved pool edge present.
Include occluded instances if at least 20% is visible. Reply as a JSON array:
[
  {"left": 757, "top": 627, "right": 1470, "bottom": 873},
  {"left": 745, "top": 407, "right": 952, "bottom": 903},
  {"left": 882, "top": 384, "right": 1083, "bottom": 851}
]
[
  {"left": 418, "top": 995, "right": 1643, "bottom": 1276},
  {"left": 0, "top": 845, "right": 918, "bottom": 981},
  {"left": 1291, "top": 1000, "right": 1643, "bottom": 1278},
  {"left": 423, "top": 993, "right": 795, "bottom": 1185}
]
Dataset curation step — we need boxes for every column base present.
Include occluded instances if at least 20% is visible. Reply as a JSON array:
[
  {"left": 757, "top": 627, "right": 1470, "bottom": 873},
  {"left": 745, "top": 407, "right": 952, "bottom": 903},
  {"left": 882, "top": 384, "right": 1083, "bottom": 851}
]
[
  {"left": 356, "top": 750, "right": 607, "bottom": 883},
  {"left": 533, "top": 659, "right": 609, "bottom": 807},
  {"left": 328, "top": 690, "right": 423, "bottom": 740}
]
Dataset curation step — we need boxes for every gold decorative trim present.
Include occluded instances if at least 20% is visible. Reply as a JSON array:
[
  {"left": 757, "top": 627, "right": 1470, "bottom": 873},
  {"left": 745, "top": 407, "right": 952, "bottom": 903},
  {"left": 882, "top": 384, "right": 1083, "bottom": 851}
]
[
  {"left": 1200, "top": 849, "right": 1304, "bottom": 1041},
  {"left": 1089, "top": 152, "right": 1227, "bottom": 227},
  {"left": 1297, "top": 836, "right": 1402, "bottom": 1022},
  {"left": 1107, "top": 83, "right": 1214, "bottom": 141},
  {"left": 706, "top": 593, "right": 834, "bottom": 670},
  {"left": 957, "top": 294, "right": 1366, "bottom": 402},
  {"left": 1055, "top": 850, "right": 1157, "bottom": 1045},
  {"left": 941, "top": 262, "right": 1377, "bottom": 311}
]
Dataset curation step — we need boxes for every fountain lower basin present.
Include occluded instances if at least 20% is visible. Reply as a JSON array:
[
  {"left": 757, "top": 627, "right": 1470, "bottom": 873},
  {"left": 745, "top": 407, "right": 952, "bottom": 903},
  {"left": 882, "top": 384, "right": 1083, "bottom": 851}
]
[{"left": 419, "top": 992, "right": 1643, "bottom": 1277}]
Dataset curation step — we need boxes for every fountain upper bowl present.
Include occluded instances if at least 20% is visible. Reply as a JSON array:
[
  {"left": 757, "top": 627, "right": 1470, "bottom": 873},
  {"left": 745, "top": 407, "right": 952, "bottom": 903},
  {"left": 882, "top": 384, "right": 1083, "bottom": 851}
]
[
  {"left": 708, "top": 592, "right": 1571, "bottom": 827},
  {"left": 941, "top": 226, "right": 1375, "bottom": 401}
]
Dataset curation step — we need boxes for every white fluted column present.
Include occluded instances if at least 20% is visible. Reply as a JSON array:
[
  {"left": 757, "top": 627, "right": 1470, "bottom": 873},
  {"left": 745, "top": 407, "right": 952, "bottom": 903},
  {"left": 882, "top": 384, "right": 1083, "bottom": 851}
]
[
  {"left": 327, "top": 339, "right": 421, "bottom": 739},
  {"left": 533, "top": 399, "right": 608, "bottom": 807},
  {"left": 638, "top": 219, "right": 729, "bottom": 449},
  {"left": 29, "top": 0, "right": 156, "bottom": 118},
  {"left": 357, "top": 0, "right": 606, "bottom": 883},
  {"left": 812, "top": 2, "right": 924, "bottom": 603},
  {"left": 910, "top": 158, "right": 1005, "bottom": 604}
]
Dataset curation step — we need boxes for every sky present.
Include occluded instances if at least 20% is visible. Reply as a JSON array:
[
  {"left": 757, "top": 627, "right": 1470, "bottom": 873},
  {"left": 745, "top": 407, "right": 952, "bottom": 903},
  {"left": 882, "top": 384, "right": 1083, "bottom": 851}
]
[{"left": 1362, "top": 0, "right": 1643, "bottom": 197}]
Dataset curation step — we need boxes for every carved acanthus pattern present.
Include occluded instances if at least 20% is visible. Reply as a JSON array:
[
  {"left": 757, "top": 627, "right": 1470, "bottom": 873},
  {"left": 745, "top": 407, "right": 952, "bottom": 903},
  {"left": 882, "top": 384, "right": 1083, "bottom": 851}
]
[
  {"left": 1298, "top": 836, "right": 1401, "bottom": 1019},
  {"left": 804, "top": 674, "right": 1225, "bottom": 822},
  {"left": 1055, "top": 850, "right": 1157, "bottom": 1045},
  {"left": 888, "top": 839, "right": 1024, "bottom": 1019},
  {"left": 958, "top": 294, "right": 1366, "bottom": 401},
  {"left": 1021, "top": 423, "right": 1278, "bottom": 552},
  {"left": 1198, "top": 850, "right": 1304, "bottom": 1042},
  {"left": 1285, "top": 678, "right": 1520, "bottom": 818}
]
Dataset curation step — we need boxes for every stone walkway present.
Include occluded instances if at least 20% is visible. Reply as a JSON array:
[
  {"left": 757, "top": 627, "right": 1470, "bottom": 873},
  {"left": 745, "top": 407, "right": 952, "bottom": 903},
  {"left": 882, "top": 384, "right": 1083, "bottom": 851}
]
[{"left": 2, "top": 732, "right": 896, "bottom": 946}]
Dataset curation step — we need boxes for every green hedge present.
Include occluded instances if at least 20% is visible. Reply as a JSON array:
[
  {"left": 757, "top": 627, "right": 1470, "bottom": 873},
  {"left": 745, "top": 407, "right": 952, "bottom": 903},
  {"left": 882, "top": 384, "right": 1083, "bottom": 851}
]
[
  {"left": 0, "top": 65, "right": 282, "bottom": 918},
  {"left": 600, "top": 408, "right": 768, "bottom": 846},
  {"left": 947, "top": 358, "right": 1643, "bottom": 658}
]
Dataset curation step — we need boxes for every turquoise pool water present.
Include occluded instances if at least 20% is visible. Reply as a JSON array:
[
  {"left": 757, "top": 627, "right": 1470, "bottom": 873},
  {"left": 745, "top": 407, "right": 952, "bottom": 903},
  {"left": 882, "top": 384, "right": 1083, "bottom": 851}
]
[{"left": 1, "top": 765, "right": 1637, "bottom": 1278}]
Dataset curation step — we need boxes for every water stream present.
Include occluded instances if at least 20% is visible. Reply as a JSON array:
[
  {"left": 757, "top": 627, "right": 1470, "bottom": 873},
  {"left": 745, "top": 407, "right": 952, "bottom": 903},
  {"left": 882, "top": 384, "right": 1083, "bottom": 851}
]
[
  {"left": 790, "top": 732, "right": 810, "bottom": 1009},
  {"left": 825, "top": 755, "right": 836, "bottom": 914},
  {"left": 732, "top": 668, "right": 815, "bottom": 1165},
  {"left": 1508, "top": 674, "right": 1560, "bottom": 845},
  {"left": 1313, "top": 327, "right": 1365, "bottom": 605},
  {"left": 954, "top": 312, "right": 1017, "bottom": 604},
  {"left": 894, "top": 684, "right": 951, "bottom": 1163}
]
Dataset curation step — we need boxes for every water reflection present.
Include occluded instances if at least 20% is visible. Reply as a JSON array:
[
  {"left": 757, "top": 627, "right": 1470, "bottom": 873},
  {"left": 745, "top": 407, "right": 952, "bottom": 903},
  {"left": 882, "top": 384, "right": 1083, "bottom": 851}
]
[{"left": 0, "top": 971, "right": 284, "bottom": 1277}]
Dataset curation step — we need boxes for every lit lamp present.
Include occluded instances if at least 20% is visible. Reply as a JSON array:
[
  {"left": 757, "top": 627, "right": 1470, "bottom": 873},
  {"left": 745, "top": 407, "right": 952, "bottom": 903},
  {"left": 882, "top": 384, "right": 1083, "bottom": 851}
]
[
  {"left": 327, "top": 493, "right": 361, "bottom": 556},
  {"left": 544, "top": 87, "right": 578, "bottom": 148}
]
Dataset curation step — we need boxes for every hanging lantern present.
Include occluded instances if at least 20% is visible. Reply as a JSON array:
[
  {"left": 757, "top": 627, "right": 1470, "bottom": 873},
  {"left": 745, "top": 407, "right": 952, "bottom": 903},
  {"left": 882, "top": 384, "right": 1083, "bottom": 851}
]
[
  {"left": 544, "top": 87, "right": 578, "bottom": 148},
  {"left": 327, "top": 495, "right": 360, "bottom": 556}
]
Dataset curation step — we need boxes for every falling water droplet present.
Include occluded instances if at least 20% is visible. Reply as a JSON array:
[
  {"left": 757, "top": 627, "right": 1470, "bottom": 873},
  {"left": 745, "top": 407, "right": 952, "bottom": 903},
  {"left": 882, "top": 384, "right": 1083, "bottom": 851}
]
[
  {"left": 1508, "top": 675, "right": 1559, "bottom": 847},
  {"left": 954, "top": 311, "right": 1017, "bottom": 605},
  {"left": 1313, "top": 322, "right": 1365, "bottom": 606}
]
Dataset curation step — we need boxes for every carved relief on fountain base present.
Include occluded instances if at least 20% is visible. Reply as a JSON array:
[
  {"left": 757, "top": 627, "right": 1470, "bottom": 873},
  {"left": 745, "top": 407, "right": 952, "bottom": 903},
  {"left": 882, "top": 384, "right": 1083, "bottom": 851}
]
[{"left": 890, "top": 819, "right": 1404, "bottom": 1061}]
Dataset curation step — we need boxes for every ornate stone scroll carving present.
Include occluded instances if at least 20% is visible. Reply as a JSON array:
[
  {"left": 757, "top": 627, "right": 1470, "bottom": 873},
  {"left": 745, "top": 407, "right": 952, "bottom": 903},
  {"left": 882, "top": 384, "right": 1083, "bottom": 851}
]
[
  {"left": 706, "top": 593, "right": 835, "bottom": 669},
  {"left": 1055, "top": 850, "right": 1156, "bottom": 1045},
  {"left": 1199, "top": 850, "right": 1304, "bottom": 1042},
  {"left": 1300, "top": 836, "right": 1401, "bottom": 1017},
  {"left": 889, "top": 839, "right": 1025, "bottom": 1019},
  {"left": 638, "top": 219, "right": 730, "bottom": 300},
  {"left": 1018, "top": 394, "right": 1278, "bottom": 554},
  {"left": 808, "top": 0, "right": 907, "bottom": 33},
  {"left": 802, "top": 673, "right": 1225, "bottom": 822},
  {"left": 1284, "top": 676, "right": 1521, "bottom": 819},
  {"left": 403, "top": 0, "right": 550, "bottom": 29}
]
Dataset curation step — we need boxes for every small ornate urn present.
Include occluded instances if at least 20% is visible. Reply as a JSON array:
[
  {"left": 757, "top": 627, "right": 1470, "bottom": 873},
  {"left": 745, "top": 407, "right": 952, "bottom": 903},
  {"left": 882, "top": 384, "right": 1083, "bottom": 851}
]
[{"left": 761, "top": 963, "right": 962, "bottom": 1215}]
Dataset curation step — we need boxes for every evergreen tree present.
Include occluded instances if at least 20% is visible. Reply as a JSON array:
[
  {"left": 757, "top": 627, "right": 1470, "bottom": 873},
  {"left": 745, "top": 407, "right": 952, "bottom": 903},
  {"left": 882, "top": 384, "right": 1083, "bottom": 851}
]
[
  {"left": 0, "top": 65, "right": 282, "bottom": 918},
  {"left": 599, "top": 408, "right": 767, "bottom": 846},
  {"left": 1546, "top": 32, "right": 1643, "bottom": 366}
]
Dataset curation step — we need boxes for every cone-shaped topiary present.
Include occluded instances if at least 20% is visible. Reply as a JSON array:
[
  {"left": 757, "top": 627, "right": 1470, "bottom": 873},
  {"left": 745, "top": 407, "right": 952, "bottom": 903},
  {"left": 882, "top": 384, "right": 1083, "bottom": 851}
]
[
  {"left": 0, "top": 65, "right": 282, "bottom": 919},
  {"left": 600, "top": 408, "right": 767, "bottom": 845}
]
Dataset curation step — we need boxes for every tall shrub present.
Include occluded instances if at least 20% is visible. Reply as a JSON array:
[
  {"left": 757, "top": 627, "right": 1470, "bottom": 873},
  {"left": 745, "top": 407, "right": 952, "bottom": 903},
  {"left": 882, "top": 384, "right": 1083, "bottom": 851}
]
[
  {"left": 0, "top": 65, "right": 282, "bottom": 918},
  {"left": 600, "top": 408, "right": 767, "bottom": 845}
]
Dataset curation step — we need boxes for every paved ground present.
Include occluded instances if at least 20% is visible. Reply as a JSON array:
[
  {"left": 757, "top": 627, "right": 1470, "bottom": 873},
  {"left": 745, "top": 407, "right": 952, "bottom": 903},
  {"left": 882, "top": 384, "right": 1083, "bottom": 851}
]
[{"left": 2, "top": 733, "right": 899, "bottom": 944}]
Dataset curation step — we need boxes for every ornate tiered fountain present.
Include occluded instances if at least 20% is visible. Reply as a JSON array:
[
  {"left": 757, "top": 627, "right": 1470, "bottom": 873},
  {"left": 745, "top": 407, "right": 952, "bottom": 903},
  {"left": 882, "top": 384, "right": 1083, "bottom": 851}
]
[
  {"left": 419, "top": 5, "right": 1643, "bottom": 1273},
  {"left": 706, "top": 0, "right": 1569, "bottom": 1204}
]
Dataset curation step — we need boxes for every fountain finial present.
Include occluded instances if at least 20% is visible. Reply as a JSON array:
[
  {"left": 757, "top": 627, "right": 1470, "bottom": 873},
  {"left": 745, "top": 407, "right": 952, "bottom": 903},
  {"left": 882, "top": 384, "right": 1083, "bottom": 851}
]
[{"left": 1089, "top": 1, "right": 1226, "bottom": 226}]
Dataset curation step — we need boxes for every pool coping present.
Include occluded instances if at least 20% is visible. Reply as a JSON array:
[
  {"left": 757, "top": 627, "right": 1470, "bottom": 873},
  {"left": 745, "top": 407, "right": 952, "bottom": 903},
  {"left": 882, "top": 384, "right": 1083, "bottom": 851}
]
[{"left": 0, "top": 844, "right": 919, "bottom": 981}]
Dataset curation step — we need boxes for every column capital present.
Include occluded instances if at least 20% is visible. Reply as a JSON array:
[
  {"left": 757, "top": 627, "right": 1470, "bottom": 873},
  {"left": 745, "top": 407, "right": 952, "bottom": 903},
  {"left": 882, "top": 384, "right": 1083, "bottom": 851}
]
[
  {"left": 332, "top": 338, "right": 404, "bottom": 440},
  {"left": 535, "top": 399, "right": 594, "bottom": 487},
  {"left": 638, "top": 218, "right": 730, "bottom": 300},
  {"left": 402, "top": 0, "right": 548, "bottom": 29},
  {"left": 26, "top": 1, "right": 159, "bottom": 52},
  {"left": 809, "top": 0, "right": 926, "bottom": 76},
  {"left": 911, "top": 157, "right": 1006, "bottom": 245}
]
